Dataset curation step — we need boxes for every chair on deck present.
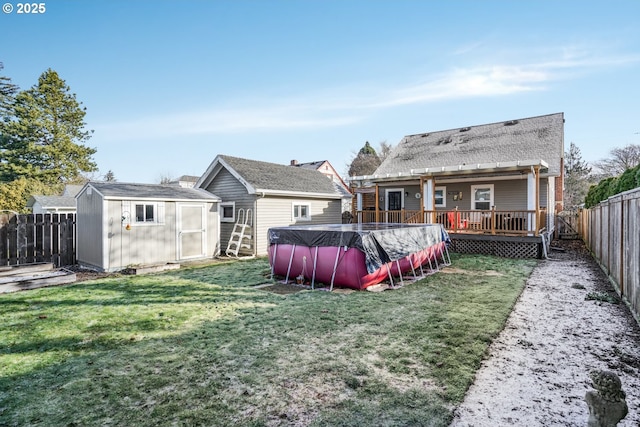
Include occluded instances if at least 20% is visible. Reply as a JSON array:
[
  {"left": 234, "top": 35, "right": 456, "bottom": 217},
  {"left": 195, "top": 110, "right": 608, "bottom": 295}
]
[{"left": 447, "top": 211, "right": 468, "bottom": 230}]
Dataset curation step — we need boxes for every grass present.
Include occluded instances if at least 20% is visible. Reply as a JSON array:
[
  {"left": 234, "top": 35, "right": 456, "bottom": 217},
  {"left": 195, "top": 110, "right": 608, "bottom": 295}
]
[{"left": 0, "top": 254, "right": 536, "bottom": 426}]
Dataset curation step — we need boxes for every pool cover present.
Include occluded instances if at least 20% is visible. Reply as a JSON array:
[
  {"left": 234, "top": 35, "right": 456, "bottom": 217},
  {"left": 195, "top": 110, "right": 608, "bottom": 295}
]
[{"left": 268, "top": 223, "right": 449, "bottom": 290}]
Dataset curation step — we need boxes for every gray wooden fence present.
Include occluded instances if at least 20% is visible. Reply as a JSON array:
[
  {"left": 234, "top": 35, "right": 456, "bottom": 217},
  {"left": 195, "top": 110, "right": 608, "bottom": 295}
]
[
  {"left": 580, "top": 187, "right": 640, "bottom": 321},
  {"left": 0, "top": 213, "right": 76, "bottom": 267}
]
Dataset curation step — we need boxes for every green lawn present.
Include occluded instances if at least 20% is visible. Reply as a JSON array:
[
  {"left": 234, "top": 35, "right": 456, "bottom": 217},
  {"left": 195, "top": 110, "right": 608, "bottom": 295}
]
[{"left": 0, "top": 255, "right": 535, "bottom": 426}]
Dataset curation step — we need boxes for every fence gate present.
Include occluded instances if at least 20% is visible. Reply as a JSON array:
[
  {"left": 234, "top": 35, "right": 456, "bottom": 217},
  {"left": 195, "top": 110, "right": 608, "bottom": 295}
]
[{"left": 0, "top": 213, "right": 76, "bottom": 267}]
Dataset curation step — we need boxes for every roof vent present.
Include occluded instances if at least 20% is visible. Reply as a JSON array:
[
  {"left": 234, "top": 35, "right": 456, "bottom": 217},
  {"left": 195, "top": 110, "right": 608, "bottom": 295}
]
[
  {"left": 504, "top": 120, "right": 519, "bottom": 126},
  {"left": 459, "top": 127, "right": 470, "bottom": 132},
  {"left": 420, "top": 133, "right": 428, "bottom": 137},
  {"left": 437, "top": 136, "right": 453, "bottom": 145}
]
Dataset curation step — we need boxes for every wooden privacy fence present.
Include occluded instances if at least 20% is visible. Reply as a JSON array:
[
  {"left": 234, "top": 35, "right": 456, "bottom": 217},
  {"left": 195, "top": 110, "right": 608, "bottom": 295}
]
[
  {"left": 580, "top": 187, "right": 640, "bottom": 321},
  {"left": 0, "top": 213, "right": 76, "bottom": 267}
]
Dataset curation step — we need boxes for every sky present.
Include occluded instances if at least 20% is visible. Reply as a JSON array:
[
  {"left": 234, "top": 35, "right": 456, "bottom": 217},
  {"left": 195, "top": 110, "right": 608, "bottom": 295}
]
[{"left": 2, "top": 0, "right": 639, "bottom": 184}]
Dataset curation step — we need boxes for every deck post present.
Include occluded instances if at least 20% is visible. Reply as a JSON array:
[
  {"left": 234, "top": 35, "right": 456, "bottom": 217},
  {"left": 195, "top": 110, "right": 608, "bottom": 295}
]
[{"left": 491, "top": 206, "right": 496, "bottom": 235}]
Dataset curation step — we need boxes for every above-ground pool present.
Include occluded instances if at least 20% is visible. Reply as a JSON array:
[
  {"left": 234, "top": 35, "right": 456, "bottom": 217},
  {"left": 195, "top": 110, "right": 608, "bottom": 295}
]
[{"left": 268, "top": 223, "right": 450, "bottom": 290}]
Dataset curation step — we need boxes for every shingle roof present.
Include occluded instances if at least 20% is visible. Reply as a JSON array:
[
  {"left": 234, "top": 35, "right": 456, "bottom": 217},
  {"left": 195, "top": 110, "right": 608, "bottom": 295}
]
[
  {"left": 27, "top": 195, "right": 77, "bottom": 209},
  {"left": 217, "top": 155, "right": 345, "bottom": 197},
  {"left": 293, "top": 160, "right": 326, "bottom": 170},
  {"left": 61, "top": 185, "right": 83, "bottom": 197},
  {"left": 86, "top": 182, "right": 220, "bottom": 201},
  {"left": 374, "top": 113, "right": 564, "bottom": 177}
]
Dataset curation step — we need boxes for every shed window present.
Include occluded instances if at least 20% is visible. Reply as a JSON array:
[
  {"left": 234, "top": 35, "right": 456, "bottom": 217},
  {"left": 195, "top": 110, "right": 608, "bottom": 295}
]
[
  {"left": 135, "top": 203, "right": 156, "bottom": 222},
  {"left": 220, "top": 202, "right": 235, "bottom": 223},
  {"left": 292, "top": 203, "right": 311, "bottom": 221}
]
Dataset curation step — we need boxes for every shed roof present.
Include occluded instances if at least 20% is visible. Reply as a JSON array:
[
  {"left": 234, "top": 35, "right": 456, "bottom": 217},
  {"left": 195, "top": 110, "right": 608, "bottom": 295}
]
[
  {"left": 83, "top": 182, "right": 221, "bottom": 201},
  {"left": 373, "top": 113, "right": 564, "bottom": 177},
  {"left": 198, "top": 155, "right": 347, "bottom": 198}
]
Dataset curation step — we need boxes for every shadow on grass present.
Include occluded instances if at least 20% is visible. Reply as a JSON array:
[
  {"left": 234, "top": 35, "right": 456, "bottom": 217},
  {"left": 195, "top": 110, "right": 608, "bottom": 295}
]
[{"left": 0, "top": 254, "right": 536, "bottom": 427}]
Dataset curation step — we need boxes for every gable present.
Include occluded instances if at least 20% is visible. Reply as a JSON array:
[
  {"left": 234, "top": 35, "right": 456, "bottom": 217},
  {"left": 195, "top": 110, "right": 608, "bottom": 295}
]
[{"left": 375, "top": 113, "right": 564, "bottom": 177}]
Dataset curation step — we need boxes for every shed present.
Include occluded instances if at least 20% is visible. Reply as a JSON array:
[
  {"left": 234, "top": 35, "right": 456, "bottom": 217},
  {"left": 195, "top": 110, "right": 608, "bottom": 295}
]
[{"left": 76, "top": 182, "right": 221, "bottom": 272}]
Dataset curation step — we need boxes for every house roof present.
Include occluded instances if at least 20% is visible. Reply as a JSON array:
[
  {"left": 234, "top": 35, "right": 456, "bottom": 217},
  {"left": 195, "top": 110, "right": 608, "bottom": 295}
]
[
  {"left": 172, "top": 175, "right": 200, "bottom": 182},
  {"left": 292, "top": 160, "right": 327, "bottom": 170},
  {"left": 61, "top": 185, "right": 83, "bottom": 197},
  {"left": 82, "top": 182, "right": 221, "bottom": 201},
  {"left": 27, "top": 195, "right": 77, "bottom": 209},
  {"left": 198, "top": 155, "right": 347, "bottom": 199},
  {"left": 371, "top": 113, "right": 564, "bottom": 178}
]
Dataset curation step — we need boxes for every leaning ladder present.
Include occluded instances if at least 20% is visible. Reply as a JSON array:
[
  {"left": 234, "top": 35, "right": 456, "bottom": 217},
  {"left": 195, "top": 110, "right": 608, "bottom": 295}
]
[{"left": 225, "top": 208, "right": 253, "bottom": 257}]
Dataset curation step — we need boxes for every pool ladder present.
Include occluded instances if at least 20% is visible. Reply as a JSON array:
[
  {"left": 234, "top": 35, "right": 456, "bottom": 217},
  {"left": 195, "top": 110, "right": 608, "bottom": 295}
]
[{"left": 226, "top": 208, "right": 253, "bottom": 257}]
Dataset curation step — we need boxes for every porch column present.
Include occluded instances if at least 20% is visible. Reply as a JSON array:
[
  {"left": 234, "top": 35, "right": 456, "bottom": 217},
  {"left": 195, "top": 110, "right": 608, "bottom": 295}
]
[
  {"left": 375, "top": 185, "right": 380, "bottom": 222},
  {"left": 527, "top": 167, "right": 540, "bottom": 234},
  {"left": 356, "top": 192, "right": 363, "bottom": 211},
  {"left": 527, "top": 170, "right": 535, "bottom": 233},
  {"left": 423, "top": 178, "right": 434, "bottom": 223}
]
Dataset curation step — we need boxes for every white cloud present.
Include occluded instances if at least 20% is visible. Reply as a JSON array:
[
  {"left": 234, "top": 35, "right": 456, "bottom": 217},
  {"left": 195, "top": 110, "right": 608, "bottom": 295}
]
[{"left": 94, "top": 49, "right": 639, "bottom": 142}]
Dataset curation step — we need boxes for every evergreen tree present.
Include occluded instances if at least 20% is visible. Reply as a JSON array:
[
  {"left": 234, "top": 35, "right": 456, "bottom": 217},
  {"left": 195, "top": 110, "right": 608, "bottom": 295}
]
[
  {"left": 0, "top": 69, "right": 97, "bottom": 185},
  {"left": 104, "top": 170, "right": 116, "bottom": 182},
  {"left": 348, "top": 141, "right": 381, "bottom": 177},
  {"left": 563, "top": 142, "right": 592, "bottom": 208},
  {"left": 0, "top": 62, "right": 18, "bottom": 114}
]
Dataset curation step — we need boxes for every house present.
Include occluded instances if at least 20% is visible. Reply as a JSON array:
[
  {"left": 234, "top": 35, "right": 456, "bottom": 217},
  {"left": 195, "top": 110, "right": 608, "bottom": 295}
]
[
  {"left": 289, "top": 159, "right": 352, "bottom": 214},
  {"left": 196, "top": 155, "right": 350, "bottom": 256},
  {"left": 168, "top": 175, "right": 199, "bottom": 188},
  {"left": 348, "top": 113, "right": 565, "bottom": 258},
  {"left": 76, "top": 182, "right": 221, "bottom": 272},
  {"left": 26, "top": 184, "right": 83, "bottom": 214}
]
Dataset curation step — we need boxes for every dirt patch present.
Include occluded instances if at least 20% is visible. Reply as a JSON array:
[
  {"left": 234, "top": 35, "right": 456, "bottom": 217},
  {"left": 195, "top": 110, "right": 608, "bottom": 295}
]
[
  {"left": 451, "top": 239, "right": 640, "bottom": 426},
  {"left": 257, "top": 283, "right": 310, "bottom": 295}
]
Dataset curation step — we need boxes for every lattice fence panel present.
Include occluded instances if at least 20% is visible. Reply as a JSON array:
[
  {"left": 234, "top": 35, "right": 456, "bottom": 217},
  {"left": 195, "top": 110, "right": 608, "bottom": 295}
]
[{"left": 451, "top": 239, "right": 539, "bottom": 259}]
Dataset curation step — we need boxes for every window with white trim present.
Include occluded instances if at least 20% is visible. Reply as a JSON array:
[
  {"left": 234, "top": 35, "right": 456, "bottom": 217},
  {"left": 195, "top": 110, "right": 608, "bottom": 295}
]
[
  {"left": 470, "top": 184, "right": 494, "bottom": 210},
  {"left": 434, "top": 186, "right": 446, "bottom": 208},
  {"left": 220, "top": 202, "right": 235, "bottom": 223},
  {"left": 128, "top": 201, "right": 164, "bottom": 224},
  {"left": 292, "top": 203, "right": 311, "bottom": 221}
]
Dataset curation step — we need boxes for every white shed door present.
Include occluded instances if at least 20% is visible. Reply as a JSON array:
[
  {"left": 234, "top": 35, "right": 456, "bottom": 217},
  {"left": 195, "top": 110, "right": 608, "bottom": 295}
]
[{"left": 177, "top": 204, "right": 206, "bottom": 259}]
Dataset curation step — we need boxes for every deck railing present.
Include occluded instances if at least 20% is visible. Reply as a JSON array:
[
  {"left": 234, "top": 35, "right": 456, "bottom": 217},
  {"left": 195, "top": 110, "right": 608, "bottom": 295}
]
[{"left": 355, "top": 207, "right": 547, "bottom": 236}]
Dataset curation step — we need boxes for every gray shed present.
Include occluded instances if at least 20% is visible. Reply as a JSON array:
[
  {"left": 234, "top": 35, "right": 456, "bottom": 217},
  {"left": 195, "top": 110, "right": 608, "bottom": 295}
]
[{"left": 76, "top": 182, "right": 221, "bottom": 272}]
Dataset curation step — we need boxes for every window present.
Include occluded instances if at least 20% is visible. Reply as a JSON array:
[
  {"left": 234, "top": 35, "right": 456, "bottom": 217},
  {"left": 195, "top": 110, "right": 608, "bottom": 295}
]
[
  {"left": 220, "top": 202, "right": 235, "bottom": 223},
  {"left": 434, "top": 186, "right": 446, "bottom": 208},
  {"left": 135, "top": 203, "right": 155, "bottom": 222},
  {"left": 292, "top": 203, "right": 311, "bottom": 221},
  {"left": 471, "top": 184, "right": 494, "bottom": 210},
  {"left": 128, "top": 202, "right": 164, "bottom": 224}
]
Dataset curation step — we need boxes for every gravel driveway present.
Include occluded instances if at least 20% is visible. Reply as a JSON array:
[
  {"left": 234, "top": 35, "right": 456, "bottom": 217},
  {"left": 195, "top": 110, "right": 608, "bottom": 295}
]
[{"left": 450, "top": 240, "right": 640, "bottom": 427}]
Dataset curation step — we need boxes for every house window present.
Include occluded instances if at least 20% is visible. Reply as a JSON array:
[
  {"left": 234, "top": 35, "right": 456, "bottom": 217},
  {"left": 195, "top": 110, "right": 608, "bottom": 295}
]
[
  {"left": 133, "top": 202, "right": 164, "bottom": 224},
  {"left": 292, "top": 203, "right": 311, "bottom": 221},
  {"left": 220, "top": 202, "right": 235, "bottom": 223},
  {"left": 471, "top": 184, "right": 494, "bottom": 210},
  {"left": 434, "top": 186, "right": 446, "bottom": 208}
]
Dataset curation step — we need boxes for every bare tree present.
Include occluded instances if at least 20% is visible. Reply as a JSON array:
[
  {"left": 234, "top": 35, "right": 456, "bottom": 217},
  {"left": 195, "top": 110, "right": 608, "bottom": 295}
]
[{"left": 592, "top": 144, "right": 640, "bottom": 177}]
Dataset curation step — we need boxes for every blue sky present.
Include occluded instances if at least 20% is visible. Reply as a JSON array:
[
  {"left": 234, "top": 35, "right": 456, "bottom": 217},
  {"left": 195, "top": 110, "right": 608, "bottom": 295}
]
[{"left": 2, "top": 0, "right": 639, "bottom": 183}]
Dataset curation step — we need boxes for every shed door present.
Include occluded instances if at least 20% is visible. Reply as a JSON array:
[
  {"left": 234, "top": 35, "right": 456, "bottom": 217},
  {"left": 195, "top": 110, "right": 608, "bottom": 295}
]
[{"left": 177, "top": 204, "right": 206, "bottom": 259}]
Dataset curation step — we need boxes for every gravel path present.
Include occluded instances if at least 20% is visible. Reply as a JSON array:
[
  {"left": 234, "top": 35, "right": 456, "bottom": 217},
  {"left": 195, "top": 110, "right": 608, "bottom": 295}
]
[{"left": 450, "top": 240, "right": 640, "bottom": 427}]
